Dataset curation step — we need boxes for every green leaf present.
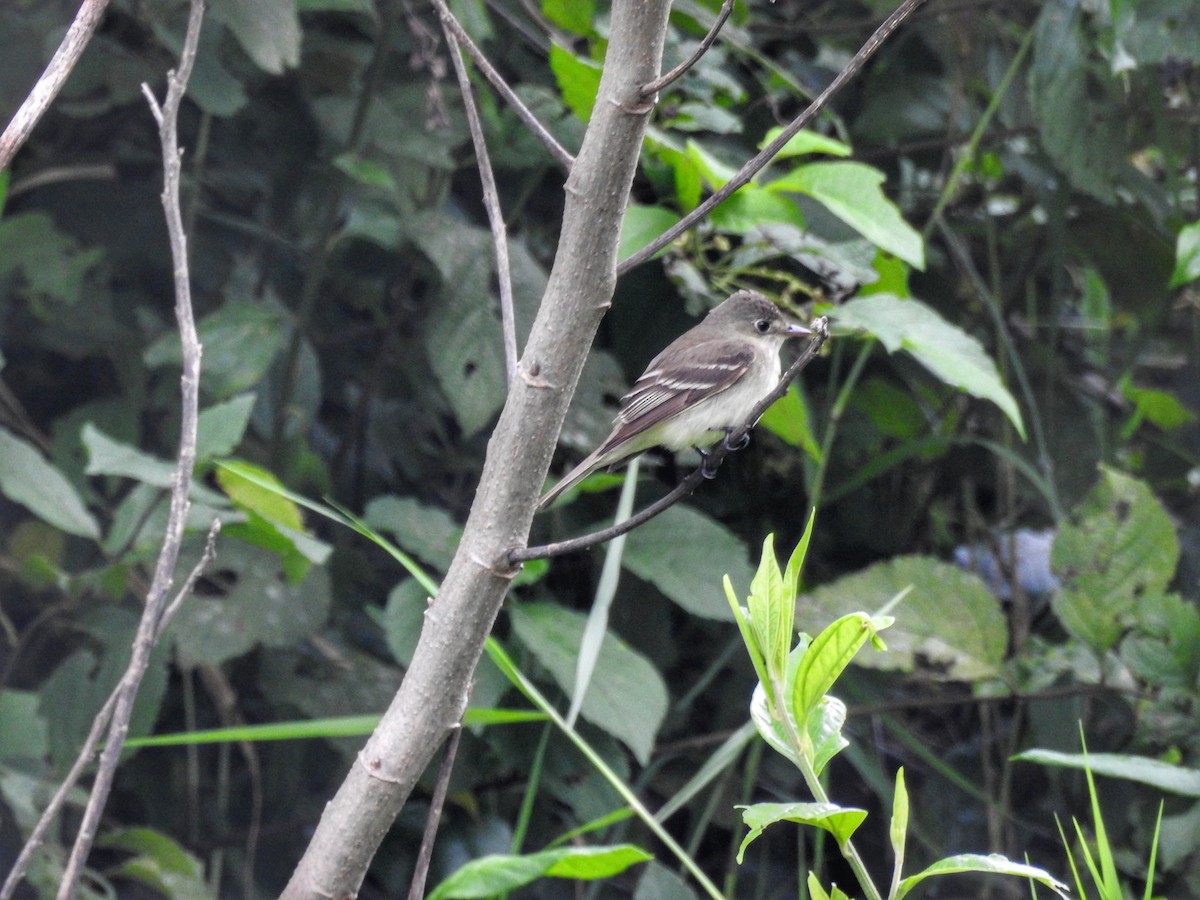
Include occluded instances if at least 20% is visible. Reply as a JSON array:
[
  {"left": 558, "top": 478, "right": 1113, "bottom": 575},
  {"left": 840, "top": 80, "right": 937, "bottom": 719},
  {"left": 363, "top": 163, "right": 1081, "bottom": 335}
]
[
  {"left": 0, "top": 211, "right": 103, "bottom": 307},
  {"left": 170, "top": 544, "right": 331, "bottom": 666},
  {"left": 1052, "top": 467, "right": 1178, "bottom": 651},
  {"left": 805, "top": 694, "right": 849, "bottom": 775},
  {"left": 508, "top": 602, "right": 667, "bottom": 764},
  {"left": 144, "top": 299, "right": 288, "bottom": 400},
  {"left": 549, "top": 44, "right": 602, "bottom": 121},
  {"left": 215, "top": 460, "right": 303, "bottom": 530},
  {"left": 1120, "top": 381, "right": 1197, "bottom": 434},
  {"left": 790, "top": 612, "right": 882, "bottom": 723},
  {"left": 747, "top": 534, "right": 788, "bottom": 680},
  {"left": 710, "top": 185, "right": 805, "bottom": 234},
  {"left": 831, "top": 294, "right": 1025, "bottom": 438},
  {"left": 618, "top": 204, "right": 681, "bottom": 263},
  {"left": 737, "top": 801, "right": 867, "bottom": 860},
  {"left": 623, "top": 505, "right": 752, "bottom": 620},
  {"left": 413, "top": 215, "right": 507, "bottom": 436},
  {"left": 806, "top": 555, "right": 1007, "bottom": 681},
  {"left": 364, "top": 495, "right": 462, "bottom": 572},
  {"left": 101, "top": 827, "right": 213, "bottom": 900},
  {"left": 196, "top": 394, "right": 256, "bottom": 460},
  {"left": 895, "top": 853, "right": 1069, "bottom": 900},
  {"left": 429, "top": 845, "right": 651, "bottom": 899},
  {"left": 1013, "top": 749, "right": 1200, "bottom": 798},
  {"left": 210, "top": 0, "right": 301, "bottom": 74},
  {"left": 890, "top": 767, "right": 909, "bottom": 878},
  {"left": 0, "top": 427, "right": 99, "bottom": 539},
  {"left": 542, "top": 0, "right": 595, "bottom": 37},
  {"left": 767, "top": 161, "right": 924, "bottom": 269},
  {"left": 0, "top": 690, "right": 48, "bottom": 764},
  {"left": 759, "top": 127, "right": 852, "bottom": 160},
  {"left": 1171, "top": 220, "right": 1200, "bottom": 286},
  {"left": 758, "top": 384, "right": 821, "bottom": 460}
]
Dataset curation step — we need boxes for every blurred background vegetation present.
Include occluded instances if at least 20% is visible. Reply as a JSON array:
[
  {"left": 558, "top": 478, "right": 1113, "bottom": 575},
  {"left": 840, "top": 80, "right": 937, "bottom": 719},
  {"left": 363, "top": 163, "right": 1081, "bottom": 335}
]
[{"left": 1, "top": 0, "right": 1198, "bottom": 896}]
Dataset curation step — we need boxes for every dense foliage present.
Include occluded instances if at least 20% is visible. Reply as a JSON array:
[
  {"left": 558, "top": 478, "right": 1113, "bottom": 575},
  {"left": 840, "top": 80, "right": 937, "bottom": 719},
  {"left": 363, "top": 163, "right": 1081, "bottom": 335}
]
[{"left": 1, "top": 0, "right": 1198, "bottom": 897}]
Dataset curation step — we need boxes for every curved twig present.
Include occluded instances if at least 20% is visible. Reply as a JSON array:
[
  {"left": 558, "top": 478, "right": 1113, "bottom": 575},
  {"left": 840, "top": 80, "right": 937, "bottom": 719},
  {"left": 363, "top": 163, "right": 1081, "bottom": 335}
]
[
  {"left": 617, "top": 0, "right": 927, "bottom": 275},
  {"left": 639, "top": 0, "right": 735, "bottom": 97},
  {"left": 508, "top": 318, "right": 829, "bottom": 564},
  {"left": 433, "top": 0, "right": 575, "bottom": 172}
]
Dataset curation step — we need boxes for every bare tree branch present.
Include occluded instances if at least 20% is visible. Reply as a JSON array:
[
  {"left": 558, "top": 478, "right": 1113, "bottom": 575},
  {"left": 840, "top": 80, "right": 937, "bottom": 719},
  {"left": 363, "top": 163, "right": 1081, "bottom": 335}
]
[
  {"left": 434, "top": 0, "right": 575, "bottom": 171},
  {"left": 509, "top": 319, "right": 830, "bottom": 563},
  {"left": 405, "top": 725, "right": 463, "bottom": 900},
  {"left": 617, "top": 0, "right": 928, "bottom": 275},
  {"left": 0, "top": 0, "right": 111, "bottom": 171},
  {"left": 639, "top": 0, "right": 735, "bottom": 97},
  {"left": 57, "top": 1, "right": 208, "bottom": 896},
  {"left": 437, "top": 3, "right": 518, "bottom": 382}
]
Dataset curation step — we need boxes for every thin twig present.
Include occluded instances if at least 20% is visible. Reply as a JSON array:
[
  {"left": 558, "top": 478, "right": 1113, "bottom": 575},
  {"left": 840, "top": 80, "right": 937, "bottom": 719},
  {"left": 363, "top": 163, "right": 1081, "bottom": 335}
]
[
  {"left": 406, "top": 725, "right": 464, "bottom": 900},
  {"left": 617, "top": 0, "right": 927, "bottom": 275},
  {"left": 639, "top": 0, "right": 734, "bottom": 97},
  {"left": 433, "top": 0, "right": 574, "bottom": 171},
  {"left": 56, "top": 1, "right": 208, "bottom": 896},
  {"left": 509, "top": 319, "right": 829, "bottom": 564},
  {"left": 0, "top": 0, "right": 112, "bottom": 170},
  {"left": 438, "top": 11, "right": 518, "bottom": 382}
]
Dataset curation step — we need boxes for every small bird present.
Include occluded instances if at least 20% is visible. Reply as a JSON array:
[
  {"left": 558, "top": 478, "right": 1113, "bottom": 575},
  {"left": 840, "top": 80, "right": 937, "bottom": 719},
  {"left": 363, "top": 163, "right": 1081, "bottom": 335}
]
[{"left": 538, "top": 290, "right": 812, "bottom": 509}]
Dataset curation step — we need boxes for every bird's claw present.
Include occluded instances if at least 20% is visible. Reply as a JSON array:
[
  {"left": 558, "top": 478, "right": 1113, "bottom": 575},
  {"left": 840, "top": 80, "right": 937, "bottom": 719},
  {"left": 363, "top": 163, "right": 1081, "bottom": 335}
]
[
  {"left": 699, "top": 448, "right": 721, "bottom": 479},
  {"left": 722, "top": 428, "right": 750, "bottom": 452}
]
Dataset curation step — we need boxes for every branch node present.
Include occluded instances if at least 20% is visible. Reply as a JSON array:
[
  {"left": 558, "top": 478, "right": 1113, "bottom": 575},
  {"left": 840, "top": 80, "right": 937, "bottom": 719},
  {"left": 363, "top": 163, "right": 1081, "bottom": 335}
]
[{"left": 357, "top": 751, "right": 404, "bottom": 784}]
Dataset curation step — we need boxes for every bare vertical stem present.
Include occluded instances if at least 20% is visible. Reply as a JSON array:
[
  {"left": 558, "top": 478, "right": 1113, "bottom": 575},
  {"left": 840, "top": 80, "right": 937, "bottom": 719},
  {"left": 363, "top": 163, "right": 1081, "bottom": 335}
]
[
  {"left": 56, "top": 1, "right": 208, "bottom": 896},
  {"left": 436, "top": 1, "right": 518, "bottom": 381}
]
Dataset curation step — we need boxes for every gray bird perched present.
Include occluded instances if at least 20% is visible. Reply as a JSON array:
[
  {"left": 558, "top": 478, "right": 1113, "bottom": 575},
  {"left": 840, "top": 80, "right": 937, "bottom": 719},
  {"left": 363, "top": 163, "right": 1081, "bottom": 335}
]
[{"left": 539, "top": 290, "right": 812, "bottom": 509}]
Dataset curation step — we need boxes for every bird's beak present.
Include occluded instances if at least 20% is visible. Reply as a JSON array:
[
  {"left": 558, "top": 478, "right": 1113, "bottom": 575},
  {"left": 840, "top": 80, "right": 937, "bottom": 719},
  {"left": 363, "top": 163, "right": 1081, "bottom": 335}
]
[{"left": 785, "top": 322, "right": 813, "bottom": 337}]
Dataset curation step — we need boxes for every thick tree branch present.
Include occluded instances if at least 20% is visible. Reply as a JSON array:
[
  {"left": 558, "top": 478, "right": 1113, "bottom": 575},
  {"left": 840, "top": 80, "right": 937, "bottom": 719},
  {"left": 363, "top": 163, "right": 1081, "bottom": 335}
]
[
  {"left": 0, "top": 0, "right": 111, "bottom": 170},
  {"left": 509, "top": 318, "right": 829, "bottom": 563},
  {"left": 617, "top": 0, "right": 927, "bottom": 275},
  {"left": 281, "top": 3, "right": 674, "bottom": 895}
]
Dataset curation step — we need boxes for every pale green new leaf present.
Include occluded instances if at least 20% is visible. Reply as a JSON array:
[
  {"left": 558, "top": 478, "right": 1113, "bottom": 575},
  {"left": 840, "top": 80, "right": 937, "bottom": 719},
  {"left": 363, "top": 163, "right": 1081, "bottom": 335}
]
[
  {"left": 737, "top": 801, "right": 867, "bottom": 861},
  {"left": 429, "top": 845, "right": 651, "bottom": 900},
  {"left": 895, "top": 853, "right": 1069, "bottom": 899},
  {"left": 830, "top": 294, "right": 1025, "bottom": 437},
  {"left": 1013, "top": 749, "right": 1200, "bottom": 797},
  {"left": 1170, "top": 220, "right": 1200, "bottom": 287},
  {"left": 791, "top": 613, "right": 880, "bottom": 724}
]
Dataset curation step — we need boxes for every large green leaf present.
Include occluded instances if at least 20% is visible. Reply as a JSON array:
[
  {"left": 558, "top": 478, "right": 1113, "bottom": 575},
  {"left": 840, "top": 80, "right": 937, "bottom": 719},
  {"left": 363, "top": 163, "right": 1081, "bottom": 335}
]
[
  {"left": 413, "top": 215, "right": 507, "bottom": 437},
  {"left": 737, "top": 801, "right": 867, "bottom": 860},
  {"left": 830, "top": 294, "right": 1026, "bottom": 438},
  {"left": 170, "top": 543, "right": 331, "bottom": 666},
  {"left": 1013, "top": 749, "right": 1200, "bottom": 798},
  {"left": 767, "top": 161, "right": 924, "bottom": 269},
  {"left": 1052, "top": 466, "right": 1178, "bottom": 651},
  {"left": 0, "top": 427, "right": 99, "bottom": 539},
  {"left": 549, "top": 44, "right": 601, "bottom": 121},
  {"left": 896, "top": 853, "right": 1068, "bottom": 900},
  {"left": 508, "top": 602, "right": 667, "bottom": 764},
  {"left": 429, "top": 845, "right": 651, "bottom": 900},
  {"left": 210, "top": 0, "right": 301, "bottom": 74},
  {"left": 623, "top": 505, "right": 752, "bottom": 621},
  {"left": 364, "top": 495, "right": 462, "bottom": 572},
  {"left": 805, "top": 555, "right": 1007, "bottom": 681}
]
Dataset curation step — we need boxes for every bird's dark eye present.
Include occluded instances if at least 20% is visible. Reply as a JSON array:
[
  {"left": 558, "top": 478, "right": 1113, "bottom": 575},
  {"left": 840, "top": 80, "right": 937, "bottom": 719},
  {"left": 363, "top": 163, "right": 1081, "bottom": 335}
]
[{"left": 755, "top": 319, "right": 771, "bottom": 334}]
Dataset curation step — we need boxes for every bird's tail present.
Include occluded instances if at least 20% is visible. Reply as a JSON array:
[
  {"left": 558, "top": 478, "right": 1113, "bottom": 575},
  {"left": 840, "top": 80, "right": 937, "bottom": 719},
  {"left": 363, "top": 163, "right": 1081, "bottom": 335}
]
[{"left": 536, "top": 449, "right": 605, "bottom": 510}]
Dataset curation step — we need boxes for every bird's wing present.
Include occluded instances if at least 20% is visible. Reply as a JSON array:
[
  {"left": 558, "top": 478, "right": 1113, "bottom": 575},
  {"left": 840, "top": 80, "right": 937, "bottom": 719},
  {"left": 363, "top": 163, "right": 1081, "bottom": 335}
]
[{"left": 597, "top": 336, "right": 754, "bottom": 453}]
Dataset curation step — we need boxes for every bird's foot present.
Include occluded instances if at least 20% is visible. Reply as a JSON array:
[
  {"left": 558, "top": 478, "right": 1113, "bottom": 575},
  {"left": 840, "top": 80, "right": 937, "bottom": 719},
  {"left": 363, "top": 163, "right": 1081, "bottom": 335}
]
[
  {"left": 699, "top": 448, "right": 721, "bottom": 479},
  {"left": 722, "top": 428, "right": 750, "bottom": 452}
]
